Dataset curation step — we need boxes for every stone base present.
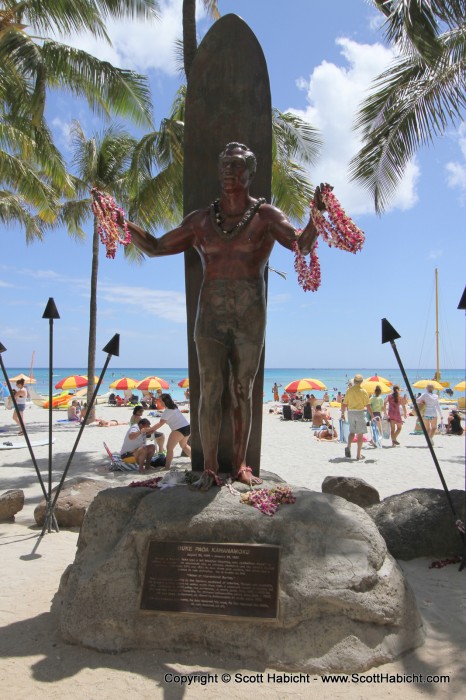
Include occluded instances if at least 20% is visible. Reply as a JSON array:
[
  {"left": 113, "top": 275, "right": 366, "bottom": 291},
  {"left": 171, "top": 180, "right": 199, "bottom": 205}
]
[{"left": 54, "top": 470, "right": 424, "bottom": 673}]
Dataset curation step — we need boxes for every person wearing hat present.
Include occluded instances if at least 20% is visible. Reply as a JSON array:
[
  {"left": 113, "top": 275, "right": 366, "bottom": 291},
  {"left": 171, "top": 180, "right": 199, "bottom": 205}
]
[{"left": 341, "top": 374, "right": 373, "bottom": 460}]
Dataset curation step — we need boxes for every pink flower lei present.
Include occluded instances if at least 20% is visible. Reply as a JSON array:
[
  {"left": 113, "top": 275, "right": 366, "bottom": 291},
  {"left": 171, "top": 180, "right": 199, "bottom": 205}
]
[
  {"left": 240, "top": 485, "right": 296, "bottom": 516},
  {"left": 91, "top": 188, "right": 131, "bottom": 259},
  {"left": 293, "top": 184, "right": 365, "bottom": 292}
]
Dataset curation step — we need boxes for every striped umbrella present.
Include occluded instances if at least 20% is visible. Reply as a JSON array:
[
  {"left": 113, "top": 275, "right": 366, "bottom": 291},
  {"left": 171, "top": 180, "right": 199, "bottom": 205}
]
[
  {"left": 55, "top": 375, "right": 88, "bottom": 390},
  {"left": 284, "top": 378, "right": 327, "bottom": 393},
  {"left": 366, "top": 374, "right": 393, "bottom": 386},
  {"left": 178, "top": 378, "right": 189, "bottom": 388},
  {"left": 137, "top": 376, "right": 170, "bottom": 391},
  {"left": 109, "top": 377, "right": 139, "bottom": 390}
]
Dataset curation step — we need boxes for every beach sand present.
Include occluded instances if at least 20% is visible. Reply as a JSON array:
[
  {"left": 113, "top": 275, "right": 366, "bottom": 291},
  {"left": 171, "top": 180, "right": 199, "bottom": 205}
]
[{"left": 0, "top": 401, "right": 465, "bottom": 698}]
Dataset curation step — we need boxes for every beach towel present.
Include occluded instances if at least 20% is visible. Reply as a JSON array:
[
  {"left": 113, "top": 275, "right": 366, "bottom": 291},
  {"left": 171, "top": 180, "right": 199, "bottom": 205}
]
[{"left": 103, "top": 442, "right": 138, "bottom": 472}]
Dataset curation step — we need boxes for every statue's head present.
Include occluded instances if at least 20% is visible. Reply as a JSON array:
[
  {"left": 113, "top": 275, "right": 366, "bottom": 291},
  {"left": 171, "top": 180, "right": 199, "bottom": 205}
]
[{"left": 219, "top": 142, "right": 256, "bottom": 178}]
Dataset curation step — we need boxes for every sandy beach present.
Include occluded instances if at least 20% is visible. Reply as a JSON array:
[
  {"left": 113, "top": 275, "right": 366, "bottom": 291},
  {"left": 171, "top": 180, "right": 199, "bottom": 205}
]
[{"left": 0, "top": 400, "right": 465, "bottom": 698}]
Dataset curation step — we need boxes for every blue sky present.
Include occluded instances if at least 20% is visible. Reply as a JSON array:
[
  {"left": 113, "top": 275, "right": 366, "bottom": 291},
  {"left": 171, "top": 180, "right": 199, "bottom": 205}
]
[{"left": 1, "top": 0, "right": 465, "bottom": 371}]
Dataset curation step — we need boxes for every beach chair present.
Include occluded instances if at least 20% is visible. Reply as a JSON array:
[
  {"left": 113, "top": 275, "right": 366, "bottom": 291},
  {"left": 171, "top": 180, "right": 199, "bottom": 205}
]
[
  {"left": 281, "top": 405, "right": 292, "bottom": 421},
  {"left": 370, "top": 418, "right": 382, "bottom": 448},
  {"left": 302, "top": 404, "right": 312, "bottom": 422},
  {"left": 339, "top": 419, "right": 350, "bottom": 443},
  {"left": 103, "top": 442, "right": 138, "bottom": 472}
]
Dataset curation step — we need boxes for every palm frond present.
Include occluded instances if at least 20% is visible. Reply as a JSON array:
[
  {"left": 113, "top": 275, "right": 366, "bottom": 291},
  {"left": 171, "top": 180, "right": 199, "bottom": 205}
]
[
  {"left": 350, "top": 32, "right": 466, "bottom": 212},
  {"left": 40, "top": 41, "right": 153, "bottom": 127},
  {"left": 0, "top": 189, "right": 53, "bottom": 241}
]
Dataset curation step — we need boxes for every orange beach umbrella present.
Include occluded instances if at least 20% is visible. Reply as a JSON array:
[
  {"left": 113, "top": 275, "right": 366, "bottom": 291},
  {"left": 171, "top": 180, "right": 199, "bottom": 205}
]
[{"left": 9, "top": 373, "right": 36, "bottom": 384}]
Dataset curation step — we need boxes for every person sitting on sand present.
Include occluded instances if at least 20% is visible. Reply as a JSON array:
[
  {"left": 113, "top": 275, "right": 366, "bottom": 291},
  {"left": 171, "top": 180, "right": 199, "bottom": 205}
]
[
  {"left": 120, "top": 418, "right": 159, "bottom": 473},
  {"left": 312, "top": 405, "right": 330, "bottom": 428},
  {"left": 67, "top": 400, "right": 82, "bottom": 423},
  {"left": 129, "top": 405, "right": 165, "bottom": 453},
  {"left": 447, "top": 410, "right": 463, "bottom": 435}
]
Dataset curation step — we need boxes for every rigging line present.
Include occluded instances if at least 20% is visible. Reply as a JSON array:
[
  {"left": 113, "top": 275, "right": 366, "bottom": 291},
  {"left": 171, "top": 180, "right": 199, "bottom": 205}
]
[{"left": 417, "top": 276, "right": 435, "bottom": 375}]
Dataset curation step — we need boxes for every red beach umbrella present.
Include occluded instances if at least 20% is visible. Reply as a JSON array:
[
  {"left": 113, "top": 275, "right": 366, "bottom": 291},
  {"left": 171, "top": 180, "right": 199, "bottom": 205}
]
[
  {"left": 55, "top": 375, "right": 89, "bottom": 390},
  {"left": 284, "top": 378, "right": 327, "bottom": 393},
  {"left": 178, "top": 378, "right": 189, "bottom": 388},
  {"left": 109, "top": 377, "right": 139, "bottom": 390},
  {"left": 137, "top": 376, "right": 170, "bottom": 392}
]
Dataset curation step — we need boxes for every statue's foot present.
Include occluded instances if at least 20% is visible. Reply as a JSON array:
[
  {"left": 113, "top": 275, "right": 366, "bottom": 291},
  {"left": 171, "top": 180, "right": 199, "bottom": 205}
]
[
  {"left": 234, "top": 466, "right": 263, "bottom": 486},
  {"left": 190, "top": 469, "right": 220, "bottom": 492}
]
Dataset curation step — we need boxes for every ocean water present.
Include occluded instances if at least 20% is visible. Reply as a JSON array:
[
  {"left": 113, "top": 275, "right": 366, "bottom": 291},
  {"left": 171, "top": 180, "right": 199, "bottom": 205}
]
[{"left": 3, "top": 367, "right": 465, "bottom": 402}]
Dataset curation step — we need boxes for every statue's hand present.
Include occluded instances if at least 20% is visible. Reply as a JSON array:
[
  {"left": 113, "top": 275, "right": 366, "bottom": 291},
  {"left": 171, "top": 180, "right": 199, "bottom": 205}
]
[{"left": 314, "top": 183, "right": 331, "bottom": 212}]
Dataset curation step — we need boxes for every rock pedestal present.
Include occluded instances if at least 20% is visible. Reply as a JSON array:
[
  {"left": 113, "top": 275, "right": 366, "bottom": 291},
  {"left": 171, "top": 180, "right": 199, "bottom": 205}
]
[
  {"left": 34, "top": 477, "right": 111, "bottom": 528},
  {"left": 54, "top": 472, "right": 423, "bottom": 673}
]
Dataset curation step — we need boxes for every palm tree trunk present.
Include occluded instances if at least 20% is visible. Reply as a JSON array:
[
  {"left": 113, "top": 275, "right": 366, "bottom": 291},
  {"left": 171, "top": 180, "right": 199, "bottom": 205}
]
[
  {"left": 183, "top": 0, "right": 197, "bottom": 79},
  {"left": 86, "top": 217, "right": 99, "bottom": 421}
]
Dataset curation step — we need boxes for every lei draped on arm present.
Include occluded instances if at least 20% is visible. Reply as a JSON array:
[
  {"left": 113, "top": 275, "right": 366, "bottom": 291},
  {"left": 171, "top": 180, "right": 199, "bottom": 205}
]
[{"left": 293, "top": 184, "right": 365, "bottom": 292}]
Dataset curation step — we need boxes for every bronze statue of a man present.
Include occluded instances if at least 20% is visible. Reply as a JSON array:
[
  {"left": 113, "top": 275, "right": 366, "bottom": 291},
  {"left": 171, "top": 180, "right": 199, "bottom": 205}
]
[{"left": 127, "top": 142, "right": 323, "bottom": 489}]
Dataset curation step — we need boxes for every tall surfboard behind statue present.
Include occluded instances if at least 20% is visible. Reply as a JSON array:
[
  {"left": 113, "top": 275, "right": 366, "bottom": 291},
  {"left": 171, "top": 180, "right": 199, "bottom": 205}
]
[{"left": 184, "top": 14, "right": 272, "bottom": 473}]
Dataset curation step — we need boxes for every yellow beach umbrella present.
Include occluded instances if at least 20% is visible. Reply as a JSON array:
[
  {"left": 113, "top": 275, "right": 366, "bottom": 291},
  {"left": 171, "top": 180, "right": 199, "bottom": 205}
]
[
  {"left": 413, "top": 379, "right": 444, "bottom": 391},
  {"left": 109, "top": 377, "right": 139, "bottom": 390},
  {"left": 301, "top": 377, "right": 327, "bottom": 389},
  {"left": 365, "top": 374, "right": 392, "bottom": 386},
  {"left": 454, "top": 381, "right": 466, "bottom": 391},
  {"left": 360, "top": 380, "right": 391, "bottom": 395}
]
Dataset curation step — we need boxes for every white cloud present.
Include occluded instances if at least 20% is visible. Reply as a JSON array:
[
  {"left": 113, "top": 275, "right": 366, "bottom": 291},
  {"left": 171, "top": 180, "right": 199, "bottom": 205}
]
[
  {"left": 0, "top": 280, "right": 13, "bottom": 287},
  {"left": 52, "top": 0, "right": 205, "bottom": 76},
  {"left": 99, "top": 283, "right": 186, "bottom": 323},
  {"left": 428, "top": 249, "right": 444, "bottom": 260},
  {"left": 291, "top": 37, "right": 419, "bottom": 215},
  {"left": 446, "top": 124, "right": 466, "bottom": 197}
]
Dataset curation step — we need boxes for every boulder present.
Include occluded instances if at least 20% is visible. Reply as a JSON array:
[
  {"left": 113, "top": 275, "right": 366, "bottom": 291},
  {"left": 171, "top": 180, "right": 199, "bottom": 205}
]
[
  {"left": 0, "top": 489, "right": 24, "bottom": 521},
  {"left": 322, "top": 476, "right": 380, "bottom": 508},
  {"left": 367, "top": 488, "right": 465, "bottom": 560},
  {"left": 34, "top": 477, "right": 110, "bottom": 528},
  {"left": 54, "top": 471, "right": 423, "bottom": 673}
]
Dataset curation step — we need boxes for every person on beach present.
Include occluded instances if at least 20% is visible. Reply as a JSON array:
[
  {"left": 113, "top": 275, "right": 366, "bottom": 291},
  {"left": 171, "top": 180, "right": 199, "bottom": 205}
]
[
  {"left": 129, "top": 405, "right": 165, "bottom": 453},
  {"left": 272, "top": 382, "right": 281, "bottom": 402},
  {"left": 447, "top": 410, "right": 463, "bottom": 435},
  {"left": 384, "top": 385, "right": 404, "bottom": 447},
  {"left": 150, "top": 394, "right": 191, "bottom": 470},
  {"left": 12, "top": 378, "right": 28, "bottom": 434},
  {"left": 314, "top": 425, "right": 338, "bottom": 441},
  {"left": 67, "top": 400, "right": 82, "bottom": 423},
  {"left": 417, "top": 384, "right": 442, "bottom": 444},
  {"left": 311, "top": 404, "right": 330, "bottom": 428},
  {"left": 341, "top": 374, "right": 373, "bottom": 460},
  {"left": 123, "top": 142, "right": 326, "bottom": 489},
  {"left": 120, "top": 418, "right": 159, "bottom": 473}
]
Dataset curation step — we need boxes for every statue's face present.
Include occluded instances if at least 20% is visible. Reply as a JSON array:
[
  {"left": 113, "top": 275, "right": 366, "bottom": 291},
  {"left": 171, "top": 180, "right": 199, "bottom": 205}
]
[{"left": 219, "top": 148, "right": 252, "bottom": 192}]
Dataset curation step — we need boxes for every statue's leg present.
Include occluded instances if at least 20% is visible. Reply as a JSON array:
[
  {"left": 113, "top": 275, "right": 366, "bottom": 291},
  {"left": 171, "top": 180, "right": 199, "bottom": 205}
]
[
  {"left": 196, "top": 337, "right": 229, "bottom": 474},
  {"left": 230, "top": 340, "right": 264, "bottom": 485}
]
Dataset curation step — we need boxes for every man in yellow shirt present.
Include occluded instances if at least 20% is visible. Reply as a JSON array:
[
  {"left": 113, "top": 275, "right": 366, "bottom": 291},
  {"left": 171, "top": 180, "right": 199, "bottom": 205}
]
[{"left": 341, "top": 374, "right": 374, "bottom": 460}]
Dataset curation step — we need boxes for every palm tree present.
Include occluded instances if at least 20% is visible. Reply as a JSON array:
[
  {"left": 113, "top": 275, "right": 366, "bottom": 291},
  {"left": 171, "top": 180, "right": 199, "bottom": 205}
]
[
  {"left": 350, "top": 0, "right": 466, "bottom": 213},
  {"left": 65, "top": 123, "right": 140, "bottom": 416},
  {"left": 0, "top": 1, "right": 156, "bottom": 239},
  {"left": 0, "top": 1, "right": 156, "bottom": 127}
]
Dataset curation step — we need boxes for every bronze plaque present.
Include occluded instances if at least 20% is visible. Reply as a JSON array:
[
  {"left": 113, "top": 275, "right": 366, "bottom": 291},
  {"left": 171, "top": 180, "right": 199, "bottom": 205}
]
[{"left": 140, "top": 541, "right": 280, "bottom": 619}]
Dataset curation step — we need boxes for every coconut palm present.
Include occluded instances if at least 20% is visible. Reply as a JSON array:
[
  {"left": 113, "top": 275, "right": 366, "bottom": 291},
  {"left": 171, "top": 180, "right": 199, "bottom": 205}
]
[
  {"left": 0, "top": 1, "right": 156, "bottom": 236},
  {"left": 66, "top": 123, "right": 140, "bottom": 417},
  {"left": 0, "top": 1, "right": 156, "bottom": 127},
  {"left": 350, "top": 0, "right": 466, "bottom": 213}
]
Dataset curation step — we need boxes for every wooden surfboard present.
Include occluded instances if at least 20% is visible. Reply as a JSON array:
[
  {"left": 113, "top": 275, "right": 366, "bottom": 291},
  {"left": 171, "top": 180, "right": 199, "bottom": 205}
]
[{"left": 184, "top": 14, "right": 272, "bottom": 474}]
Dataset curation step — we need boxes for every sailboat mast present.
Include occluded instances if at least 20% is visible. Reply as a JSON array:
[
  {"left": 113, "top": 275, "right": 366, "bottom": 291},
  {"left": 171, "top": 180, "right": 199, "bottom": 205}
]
[{"left": 434, "top": 268, "right": 440, "bottom": 381}]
